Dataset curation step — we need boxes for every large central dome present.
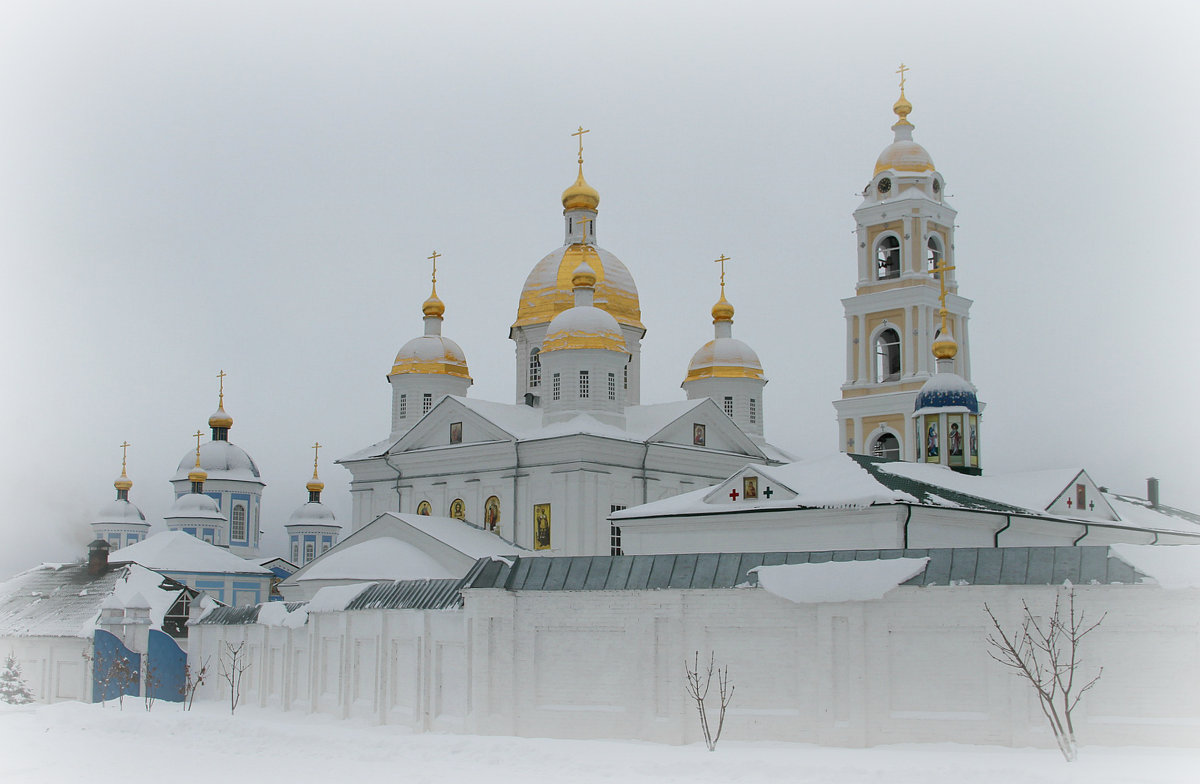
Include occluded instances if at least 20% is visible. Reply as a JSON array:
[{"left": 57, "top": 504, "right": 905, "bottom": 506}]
[{"left": 512, "top": 243, "right": 643, "bottom": 331}]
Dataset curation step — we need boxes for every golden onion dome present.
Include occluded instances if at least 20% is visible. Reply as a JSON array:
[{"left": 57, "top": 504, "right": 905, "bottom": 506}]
[
  {"left": 684, "top": 338, "right": 764, "bottom": 383},
  {"left": 113, "top": 473, "right": 133, "bottom": 492},
  {"left": 561, "top": 165, "right": 600, "bottom": 212},
  {"left": 711, "top": 292, "right": 734, "bottom": 322},
  {"left": 893, "top": 91, "right": 913, "bottom": 124},
  {"left": 390, "top": 335, "right": 472, "bottom": 379},
  {"left": 422, "top": 291, "right": 445, "bottom": 318},
  {"left": 571, "top": 259, "right": 597, "bottom": 288},
  {"left": 188, "top": 465, "right": 208, "bottom": 484},
  {"left": 306, "top": 477, "right": 325, "bottom": 494},
  {"left": 932, "top": 331, "right": 958, "bottom": 360},
  {"left": 512, "top": 244, "right": 642, "bottom": 332},
  {"left": 542, "top": 306, "right": 627, "bottom": 354},
  {"left": 874, "top": 141, "right": 935, "bottom": 177},
  {"left": 208, "top": 405, "right": 234, "bottom": 429}
]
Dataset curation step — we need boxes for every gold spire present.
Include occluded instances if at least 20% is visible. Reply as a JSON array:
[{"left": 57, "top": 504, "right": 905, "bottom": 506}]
[
  {"left": 711, "top": 254, "right": 734, "bottom": 322},
  {"left": 931, "top": 256, "right": 958, "bottom": 359},
  {"left": 114, "top": 441, "right": 133, "bottom": 492},
  {"left": 307, "top": 441, "right": 325, "bottom": 494},
  {"left": 893, "top": 63, "right": 913, "bottom": 126},
  {"left": 208, "top": 369, "right": 234, "bottom": 429},
  {"left": 422, "top": 250, "right": 445, "bottom": 318},
  {"left": 562, "top": 126, "right": 600, "bottom": 211},
  {"left": 188, "top": 430, "right": 208, "bottom": 484}
]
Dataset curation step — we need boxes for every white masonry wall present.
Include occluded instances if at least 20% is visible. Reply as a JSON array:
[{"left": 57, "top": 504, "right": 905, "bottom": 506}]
[{"left": 187, "top": 582, "right": 1200, "bottom": 748}]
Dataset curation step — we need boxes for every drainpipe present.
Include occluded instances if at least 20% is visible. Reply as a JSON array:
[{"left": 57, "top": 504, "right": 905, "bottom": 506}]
[
  {"left": 511, "top": 440, "right": 520, "bottom": 544},
  {"left": 383, "top": 452, "right": 403, "bottom": 513},
  {"left": 901, "top": 503, "right": 913, "bottom": 549},
  {"left": 1073, "top": 524, "right": 1089, "bottom": 545},
  {"left": 993, "top": 515, "right": 1011, "bottom": 547},
  {"left": 640, "top": 442, "right": 651, "bottom": 505}
]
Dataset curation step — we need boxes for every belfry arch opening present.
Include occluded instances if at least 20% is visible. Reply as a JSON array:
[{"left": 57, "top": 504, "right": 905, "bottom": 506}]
[
  {"left": 874, "top": 328, "right": 901, "bottom": 382},
  {"left": 876, "top": 236, "right": 900, "bottom": 280},
  {"left": 926, "top": 235, "right": 944, "bottom": 274},
  {"left": 870, "top": 432, "right": 900, "bottom": 460}
]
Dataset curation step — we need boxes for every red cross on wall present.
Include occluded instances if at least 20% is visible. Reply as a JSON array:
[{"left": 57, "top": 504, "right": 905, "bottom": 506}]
[{"left": 729, "top": 488, "right": 739, "bottom": 501}]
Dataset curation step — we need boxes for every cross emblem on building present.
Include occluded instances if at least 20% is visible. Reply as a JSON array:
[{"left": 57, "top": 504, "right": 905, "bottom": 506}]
[
  {"left": 762, "top": 487, "right": 773, "bottom": 498},
  {"left": 728, "top": 488, "right": 739, "bottom": 501}
]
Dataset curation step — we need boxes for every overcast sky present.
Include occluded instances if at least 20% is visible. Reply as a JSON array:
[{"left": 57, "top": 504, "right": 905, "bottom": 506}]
[{"left": 2, "top": 1, "right": 1197, "bottom": 578}]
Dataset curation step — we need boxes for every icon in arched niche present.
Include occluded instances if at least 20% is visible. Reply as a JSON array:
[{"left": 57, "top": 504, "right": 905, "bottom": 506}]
[
  {"left": 416, "top": 500, "right": 432, "bottom": 516},
  {"left": 484, "top": 496, "right": 501, "bottom": 532},
  {"left": 450, "top": 498, "right": 466, "bottom": 521}
]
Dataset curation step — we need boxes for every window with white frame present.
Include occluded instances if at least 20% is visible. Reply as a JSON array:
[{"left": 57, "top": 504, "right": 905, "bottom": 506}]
[
  {"left": 304, "top": 542, "right": 315, "bottom": 563},
  {"left": 292, "top": 541, "right": 299, "bottom": 563},
  {"left": 399, "top": 393, "right": 407, "bottom": 418},
  {"left": 749, "top": 398, "right": 757, "bottom": 424},
  {"left": 231, "top": 505, "right": 246, "bottom": 541},
  {"left": 552, "top": 373, "right": 561, "bottom": 401},
  {"left": 876, "top": 235, "right": 900, "bottom": 280},
  {"left": 608, "top": 372, "right": 616, "bottom": 400},
  {"left": 723, "top": 396, "right": 734, "bottom": 417},
  {"left": 874, "top": 328, "right": 901, "bottom": 382},
  {"left": 422, "top": 393, "right": 432, "bottom": 414},
  {"left": 579, "top": 370, "right": 589, "bottom": 398},
  {"left": 610, "top": 505, "right": 626, "bottom": 556},
  {"left": 927, "top": 234, "right": 944, "bottom": 274},
  {"left": 529, "top": 348, "right": 541, "bottom": 388}
]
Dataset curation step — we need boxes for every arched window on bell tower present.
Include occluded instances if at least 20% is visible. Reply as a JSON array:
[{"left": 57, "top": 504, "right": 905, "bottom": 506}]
[
  {"left": 874, "top": 328, "right": 901, "bottom": 382},
  {"left": 876, "top": 235, "right": 900, "bottom": 280},
  {"left": 528, "top": 347, "right": 541, "bottom": 388},
  {"left": 870, "top": 432, "right": 900, "bottom": 460},
  {"left": 926, "top": 234, "right": 944, "bottom": 274}
]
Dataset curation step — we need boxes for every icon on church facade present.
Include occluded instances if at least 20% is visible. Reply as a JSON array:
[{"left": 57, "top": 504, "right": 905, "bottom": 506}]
[
  {"left": 924, "top": 417, "right": 939, "bottom": 461},
  {"left": 743, "top": 476, "right": 758, "bottom": 500},
  {"left": 449, "top": 422, "right": 463, "bottom": 444},
  {"left": 534, "top": 504, "right": 551, "bottom": 550},
  {"left": 969, "top": 415, "right": 979, "bottom": 466},
  {"left": 484, "top": 496, "right": 500, "bottom": 531},
  {"left": 693, "top": 423, "right": 706, "bottom": 447},
  {"left": 948, "top": 415, "right": 963, "bottom": 466},
  {"left": 450, "top": 498, "right": 466, "bottom": 520},
  {"left": 416, "top": 500, "right": 432, "bottom": 516}
]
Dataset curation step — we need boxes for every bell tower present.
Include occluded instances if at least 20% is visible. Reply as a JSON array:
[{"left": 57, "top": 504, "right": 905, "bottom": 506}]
[{"left": 833, "top": 67, "right": 977, "bottom": 461}]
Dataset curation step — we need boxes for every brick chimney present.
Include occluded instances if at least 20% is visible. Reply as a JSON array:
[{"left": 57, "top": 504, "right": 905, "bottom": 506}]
[{"left": 87, "top": 539, "right": 111, "bottom": 576}]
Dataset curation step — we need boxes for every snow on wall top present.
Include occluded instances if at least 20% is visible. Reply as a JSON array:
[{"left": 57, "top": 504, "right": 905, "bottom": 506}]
[
  {"left": 111, "top": 531, "right": 271, "bottom": 576},
  {"left": 751, "top": 558, "right": 930, "bottom": 603},
  {"left": 1110, "top": 544, "right": 1200, "bottom": 589}
]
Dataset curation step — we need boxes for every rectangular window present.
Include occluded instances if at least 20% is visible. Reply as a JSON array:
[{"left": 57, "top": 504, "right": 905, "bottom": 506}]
[
  {"left": 304, "top": 542, "right": 315, "bottom": 563},
  {"left": 624, "top": 365, "right": 628, "bottom": 390},
  {"left": 723, "top": 396, "right": 734, "bottom": 417},
  {"left": 579, "top": 370, "right": 589, "bottom": 398},
  {"left": 423, "top": 393, "right": 432, "bottom": 415},
  {"left": 749, "top": 398, "right": 757, "bottom": 424},
  {"left": 292, "top": 542, "right": 299, "bottom": 563},
  {"left": 610, "top": 506, "right": 625, "bottom": 556},
  {"left": 552, "top": 373, "right": 561, "bottom": 401},
  {"left": 231, "top": 505, "right": 247, "bottom": 541},
  {"left": 399, "top": 394, "right": 407, "bottom": 418},
  {"left": 608, "top": 372, "right": 616, "bottom": 400}
]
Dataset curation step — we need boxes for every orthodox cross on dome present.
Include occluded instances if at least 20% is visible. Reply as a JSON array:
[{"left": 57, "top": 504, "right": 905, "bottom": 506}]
[
  {"left": 714, "top": 254, "right": 731, "bottom": 294},
  {"left": 192, "top": 430, "right": 204, "bottom": 467},
  {"left": 119, "top": 440, "right": 130, "bottom": 475},
  {"left": 575, "top": 217, "right": 595, "bottom": 246},
  {"left": 216, "top": 369, "right": 227, "bottom": 408},
  {"left": 428, "top": 250, "right": 441, "bottom": 286},
  {"left": 896, "top": 62, "right": 909, "bottom": 92},
  {"left": 931, "top": 257, "right": 956, "bottom": 333},
  {"left": 311, "top": 441, "right": 322, "bottom": 479},
  {"left": 572, "top": 126, "right": 590, "bottom": 165}
]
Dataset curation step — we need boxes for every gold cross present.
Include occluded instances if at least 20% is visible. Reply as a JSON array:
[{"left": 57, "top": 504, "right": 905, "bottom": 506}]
[
  {"left": 193, "top": 430, "right": 205, "bottom": 467},
  {"left": 119, "top": 441, "right": 131, "bottom": 475},
  {"left": 312, "top": 441, "right": 322, "bottom": 478},
  {"left": 216, "top": 369, "right": 227, "bottom": 407},
  {"left": 896, "top": 63, "right": 910, "bottom": 91},
  {"left": 931, "top": 257, "right": 956, "bottom": 332},
  {"left": 427, "top": 250, "right": 441, "bottom": 285},
  {"left": 572, "top": 126, "right": 590, "bottom": 165},
  {"left": 576, "top": 217, "right": 593, "bottom": 245},
  {"left": 713, "top": 254, "right": 731, "bottom": 290}
]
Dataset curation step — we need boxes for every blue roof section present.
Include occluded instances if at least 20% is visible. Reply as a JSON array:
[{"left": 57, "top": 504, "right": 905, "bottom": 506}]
[
  {"left": 849, "top": 454, "right": 1026, "bottom": 512},
  {"left": 464, "top": 547, "right": 1148, "bottom": 592}
]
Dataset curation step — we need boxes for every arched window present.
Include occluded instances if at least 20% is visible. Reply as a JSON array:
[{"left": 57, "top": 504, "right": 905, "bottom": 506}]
[
  {"left": 231, "top": 505, "right": 246, "bottom": 541},
  {"left": 484, "top": 496, "right": 501, "bottom": 531},
  {"left": 874, "top": 328, "right": 901, "bottom": 382},
  {"left": 529, "top": 348, "right": 541, "bottom": 388},
  {"left": 416, "top": 500, "right": 432, "bottom": 516},
  {"left": 304, "top": 542, "right": 314, "bottom": 563},
  {"left": 875, "top": 235, "right": 900, "bottom": 280},
  {"left": 449, "top": 498, "right": 466, "bottom": 520},
  {"left": 871, "top": 433, "right": 901, "bottom": 460},
  {"left": 926, "top": 234, "right": 944, "bottom": 274}
]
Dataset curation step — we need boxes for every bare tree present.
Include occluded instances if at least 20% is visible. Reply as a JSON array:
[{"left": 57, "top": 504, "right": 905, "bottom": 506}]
[
  {"left": 144, "top": 659, "right": 162, "bottom": 712},
  {"left": 219, "top": 641, "right": 252, "bottom": 714},
  {"left": 180, "top": 657, "right": 210, "bottom": 711},
  {"left": 984, "top": 588, "right": 1105, "bottom": 762},
  {"left": 82, "top": 649, "right": 137, "bottom": 709},
  {"left": 684, "top": 651, "right": 734, "bottom": 751}
]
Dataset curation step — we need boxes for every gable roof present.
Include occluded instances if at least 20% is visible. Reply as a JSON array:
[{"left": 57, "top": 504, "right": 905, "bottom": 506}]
[{"left": 111, "top": 531, "right": 272, "bottom": 576}]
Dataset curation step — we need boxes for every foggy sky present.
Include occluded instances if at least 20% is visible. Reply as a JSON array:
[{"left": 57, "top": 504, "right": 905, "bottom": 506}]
[{"left": 2, "top": 1, "right": 1197, "bottom": 578}]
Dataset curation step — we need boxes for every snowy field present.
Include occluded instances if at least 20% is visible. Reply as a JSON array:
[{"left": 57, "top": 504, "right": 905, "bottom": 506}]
[{"left": 1, "top": 701, "right": 1197, "bottom": 784}]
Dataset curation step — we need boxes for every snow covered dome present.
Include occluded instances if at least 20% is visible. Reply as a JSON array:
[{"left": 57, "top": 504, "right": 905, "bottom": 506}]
[
  {"left": 914, "top": 371, "right": 979, "bottom": 414},
  {"left": 513, "top": 242, "right": 642, "bottom": 332},
  {"left": 390, "top": 334, "right": 472, "bottom": 378},
  {"left": 542, "top": 298, "right": 627, "bottom": 354},
  {"left": 287, "top": 501, "right": 338, "bottom": 527},
  {"left": 163, "top": 492, "right": 225, "bottom": 521},
  {"left": 94, "top": 499, "right": 146, "bottom": 525},
  {"left": 873, "top": 91, "right": 935, "bottom": 176},
  {"left": 684, "top": 337, "right": 764, "bottom": 381},
  {"left": 173, "top": 440, "right": 261, "bottom": 481}
]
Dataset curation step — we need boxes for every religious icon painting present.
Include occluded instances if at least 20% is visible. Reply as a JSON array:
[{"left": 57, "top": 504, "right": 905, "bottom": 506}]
[
  {"left": 948, "top": 414, "right": 964, "bottom": 465},
  {"left": 484, "top": 496, "right": 500, "bottom": 532},
  {"left": 924, "top": 416, "right": 940, "bottom": 461},
  {"left": 416, "top": 500, "right": 432, "bottom": 516},
  {"left": 743, "top": 476, "right": 758, "bottom": 500},
  {"left": 449, "top": 421, "right": 463, "bottom": 444},
  {"left": 449, "top": 498, "right": 466, "bottom": 521},
  {"left": 969, "top": 415, "right": 979, "bottom": 467},
  {"left": 533, "top": 503, "right": 551, "bottom": 550},
  {"left": 693, "top": 423, "right": 706, "bottom": 447}
]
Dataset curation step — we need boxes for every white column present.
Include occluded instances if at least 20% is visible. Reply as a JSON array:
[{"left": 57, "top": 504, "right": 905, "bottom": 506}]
[
  {"left": 902, "top": 306, "right": 912, "bottom": 377},
  {"left": 852, "top": 417, "right": 862, "bottom": 455},
  {"left": 856, "top": 315, "right": 868, "bottom": 384},
  {"left": 960, "top": 313, "right": 972, "bottom": 381},
  {"left": 844, "top": 315, "right": 854, "bottom": 383}
]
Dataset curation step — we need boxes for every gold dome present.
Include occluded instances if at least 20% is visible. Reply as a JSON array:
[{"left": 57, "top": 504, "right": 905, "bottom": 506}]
[
  {"left": 893, "top": 90, "right": 913, "bottom": 125},
  {"left": 208, "top": 405, "right": 233, "bottom": 429},
  {"left": 932, "top": 326, "right": 958, "bottom": 360},
  {"left": 571, "top": 259, "right": 597, "bottom": 288},
  {"left": 711, "top": 293, "right": 734, "bottom": 322},
  {"left": 188, "top": 466, "right": 208, "bottom": 484},
  {"left": 306, "top": 478, "right": 325, "bottom": 493},
  {"left": 512, "top": 244, "right": 642, "bottom": 332},
  {"left": 114, "top": 474, "right": 133, "bottom": 492},
  {"left": 390, "top": 336, "right": 472, "bottom": 379},
  {"left": 562, "top": 165, "right": 600, "bottom": 212},
  {"left": 422, "top": 291, "right": 445, "bottom": 318},
  {"left": 684, "top": 338, "right": 765, "bottom": 382}
]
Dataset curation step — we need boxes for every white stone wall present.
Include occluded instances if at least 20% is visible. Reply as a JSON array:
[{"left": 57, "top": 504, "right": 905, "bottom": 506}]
[
  {"left": 0, "top": 636, "right": 90, "bottom": 704},
  {"left": 188, "top": 582, "right": 1200, "bottom": 748}
]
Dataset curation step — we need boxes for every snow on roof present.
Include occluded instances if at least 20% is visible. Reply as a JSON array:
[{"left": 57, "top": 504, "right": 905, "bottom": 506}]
[
  {"left": 751, "top": 558, "right": 930, "bottom": 603},
  {"left": 1104, "top": 494, "right": 1200, "bottom": 535},
  {"left": 1111, "top": 544, "right": 1200, "bottom": 588},
  {"left": 111, "top": 531, "right": 271, "bottom": 576},
  {"left": 163, "top": 492, "right": 226, "bottom": 521},
  {"left": 93, "top": 498, "right": 147, "bottom": 525},
  {"left": 388, "top": 513, "right": 527, "bottom": 560},
  {"left": 306, "top": 582, "right": 377, "bottom": 613},
  {"left": 254, "top": 601, "right": 309, "bottom": 628},
  {"left": 296, "top": 538, "right": 455, "bottom": 582},
  {"left": 0, "top": 562, "right": 182, "bottom": 638},
  {"left": 172, "top": 439, "right": 263, "bottom": 482},
  {"left": 877, "top": 462, "right": 1079, "bottom": 513}
]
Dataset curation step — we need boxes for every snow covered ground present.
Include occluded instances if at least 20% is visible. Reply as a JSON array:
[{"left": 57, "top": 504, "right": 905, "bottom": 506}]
[{"left": 1, "top": 701, "right": 1197, "bottom": 784}]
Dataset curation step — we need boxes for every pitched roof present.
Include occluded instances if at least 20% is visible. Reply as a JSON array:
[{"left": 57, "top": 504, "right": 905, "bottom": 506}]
[{"left": 110, "top": 531, "right": 271, "bottom": 576}]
